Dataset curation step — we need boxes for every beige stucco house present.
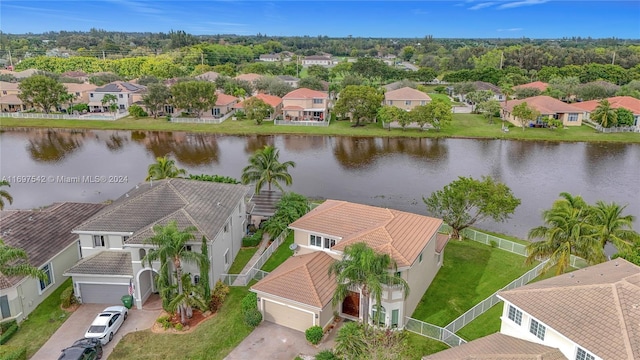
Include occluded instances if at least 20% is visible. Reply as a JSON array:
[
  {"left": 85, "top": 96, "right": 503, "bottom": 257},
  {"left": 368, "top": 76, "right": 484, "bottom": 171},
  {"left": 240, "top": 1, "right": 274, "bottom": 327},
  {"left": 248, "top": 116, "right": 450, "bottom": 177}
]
[
  {"left": 211, "top": 93, "right": 239, "bottom": 119},
  {"left": 302, "top": 55, "right": 333, "bottom": 67},
  {"left": 63, "top": 83, "right": 98, "bottom": 105},
  {"left": 0, "top": 202, "right": 105, "bottom": 322},
  {"left": 384, "top": 87, "right": 432, "bottom": 111},
  {"left": 251, "top": 200, "right": 446, "bottom": 332},
  {"left": 64, "top": 179, "right": 251, "bottom": 309},
  {"left": 572, "top": 96, "right": 640, "bottom": 130},
  {"left": 281, "top": 88, "right": 330, "bottom": 122},
  {"left": 501, "top": 96, "right": 584, "bottom": 127},
  {"left": 234, "top": 93, "right": 283, "bottom": 120},
  {"left": 88, "top": 81, "right": 146, "bottom": 112}
]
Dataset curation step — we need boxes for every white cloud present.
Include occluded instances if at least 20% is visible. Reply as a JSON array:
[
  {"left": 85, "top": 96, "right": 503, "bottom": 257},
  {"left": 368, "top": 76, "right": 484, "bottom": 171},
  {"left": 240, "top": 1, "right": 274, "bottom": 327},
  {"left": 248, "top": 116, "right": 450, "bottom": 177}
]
[
  {"left": 468, "top": 2, "right": 497, "bottom": 10},
  {"left": 497, "top": 0, "right": 550, "bottom": 9},
  {"left": 497, "top": 28, "right": 524, "bottom": 32},
  {"left": 412, "top": 9, "right": 430, "bottom": 15}
]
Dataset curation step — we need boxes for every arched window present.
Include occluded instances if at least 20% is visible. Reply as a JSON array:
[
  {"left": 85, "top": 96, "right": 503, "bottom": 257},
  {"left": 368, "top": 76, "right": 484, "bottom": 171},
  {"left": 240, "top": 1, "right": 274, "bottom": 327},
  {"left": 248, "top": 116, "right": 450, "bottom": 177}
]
[
  {"left": 193, "top": 275, "right": 200, "bottom": 285},
  {"left": 139, "top": 249, "right": 146, "bottom": 261},
  {"left": 371, "top": 304, "right": 386, "bottom": 326}
]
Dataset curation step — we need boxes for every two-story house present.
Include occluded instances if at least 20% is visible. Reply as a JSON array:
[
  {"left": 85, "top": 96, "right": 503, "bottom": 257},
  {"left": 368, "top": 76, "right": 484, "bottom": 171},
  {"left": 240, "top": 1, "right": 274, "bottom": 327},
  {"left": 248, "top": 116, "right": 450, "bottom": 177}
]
[
  {"left": 88, "top": 81, "right": 146, "bottom": 113},
  {"left": 234, "top": 93, "right": 283, "bottom": 120},
  {"left": 384, "top": 87, "right": 432, "bottom": 111},
  {"left": 501, "top": 96, "right": 584, "bottom": 127},
  {"left": 281, "top": 88, "right": 330, "bottom": 122},
  {"left": 64, "top": 179, "right": 251, "bottom": 309},
  {"left": 0, "top": 81, "right": 26, "bottom": 112},
  {"left": 251, "top": 200, "right": 446, "bottom": 332},
  {"left": 302, "top": 55, "right": 333, "bottom": 67},
  {"left": 0, "top": 203, "right": 106, "bottom": 322},
  {"left": 63, "top": 83, "right": 98, "bottom": 106}
]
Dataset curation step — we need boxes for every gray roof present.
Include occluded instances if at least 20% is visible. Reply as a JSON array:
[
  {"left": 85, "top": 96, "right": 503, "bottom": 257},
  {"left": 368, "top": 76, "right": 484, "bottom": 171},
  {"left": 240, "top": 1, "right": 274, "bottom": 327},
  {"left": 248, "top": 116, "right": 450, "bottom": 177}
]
[
  {"left": 473, "top": 81, "right": 502, "bottom": 94},
  {"left": 0, "top": 202, "right": 106, "bottom": 289},
  {"left": 94, "top": 81, "right": 145, "bottom": 93},
  {"left": 250, "top": 191, "right": 282, "bottom": 217},
  {"left": 65, "top": 251, "right": 132, "bottom": 276},
  {"left": 424, "top": 333, "right": 567, "bottom": 360},
  {"left": 74, "top": 179, "right": 250, "bottom": 245},
  {"left": 277, "top": 75, "right": 299, "bottom": 81}
]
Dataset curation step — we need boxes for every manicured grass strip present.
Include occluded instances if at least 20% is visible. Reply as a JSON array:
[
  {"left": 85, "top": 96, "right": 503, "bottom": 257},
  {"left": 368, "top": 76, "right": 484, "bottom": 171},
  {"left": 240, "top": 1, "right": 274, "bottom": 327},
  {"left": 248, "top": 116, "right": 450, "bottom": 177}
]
[
  {"left": 456, "top": 303, "right": 503, "bottom": 341},
  {"left": 228, "top": 247, "right": 259, "bottom": 274},
  {"left": 411, "top": 240, "right": 535, "bottom": 326},
  {"left": 404, "top": 332, "right": 450, "bottom": 358},
  {"left": 5, "top": 278, "right": 74, "bottom": 358},
  {"left": 109, "top": 286, "right": 253, "bottom": 360},
  {"left": 260, "top": 231, "right": 294, "bottom": 272}
]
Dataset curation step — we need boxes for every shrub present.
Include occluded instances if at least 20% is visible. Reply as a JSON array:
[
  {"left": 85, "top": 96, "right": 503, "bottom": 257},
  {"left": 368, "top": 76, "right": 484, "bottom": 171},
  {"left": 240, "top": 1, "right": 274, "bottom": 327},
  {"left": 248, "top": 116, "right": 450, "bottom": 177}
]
[
  {"left": 242, "top": 229, "right": 263, "bottom": 247},
  {"left": 69, "top": 103, "right": 89, "bottom": 113},
  {"left": 241, "top": 293, "right": 258, "bottom": 315},
  {"left": 0, "top": 319, "right": 17, "bottom": 333},
  {"left": 174, "top": 323, "right": 184, "bottom": 331},
  {"left": 0, "top": 321, "right": 19, "bottom": 345},
  {"left": 305, "top": 325, "right": 323, "bottom": 345},
  {"left": 128, "top": 104, "right": 148, "bottom": 118},
  {"left": 157, "top": 315, "right": 172, "bottom": 329},
  {"left": 60, "top": 286, "right": 77, "bottom": 308},
  {"left": 489, "top": 240, "right": 498, "bottom": 248},
  {"left": 315, "top": 349, "right": 339, "bottom": 360},
  {"left": 209, "top": 280, "right": 230, "bottom": 313},
  {"left": 0, "top": 346, "right": 27, "bottom": 360},
  {"left": 243, "top": 308, "right": 262, "bottom": 327}
]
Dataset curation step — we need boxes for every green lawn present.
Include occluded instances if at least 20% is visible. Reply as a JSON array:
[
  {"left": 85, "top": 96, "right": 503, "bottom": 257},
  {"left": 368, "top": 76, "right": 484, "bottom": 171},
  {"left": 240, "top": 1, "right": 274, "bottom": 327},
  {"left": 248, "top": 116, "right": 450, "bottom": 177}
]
[
  {"left": 5, "top": 278, "right": 74, "bottom": 358},
  {"left": 109, "top": 286, "right": 253, "bottom": 360},
  {"left": 228, "top": 247, "right": 259, "bottom": 274},
  {"left": 404, "top": 332, "right": 450, "bottom": 358},
  {"left": 411, "top": 240, "right": 535, "bottom": 326},
  {"left": 456, "top": 303, "right": 503, "bottom": 341},
  {"left": 467, "top": 227, "right": 530, "bottom": 246},
  {"left": 261, "top": 231, "right": 294, "bottom": 272}
]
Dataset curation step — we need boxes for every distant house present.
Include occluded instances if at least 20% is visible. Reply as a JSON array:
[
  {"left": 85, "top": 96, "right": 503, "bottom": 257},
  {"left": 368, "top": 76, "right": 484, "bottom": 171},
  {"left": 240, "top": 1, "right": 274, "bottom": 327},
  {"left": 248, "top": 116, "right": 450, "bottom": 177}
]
[
  {"left": 61, "top": 71, "right": 89, "bottom": 83},
  {"left": 572, "top": 96, "right": 640, "bottom": 129},
  {"left": 234, "top": 73, "right": 264, "bottom": 85},
  {"left": 0, "top": 68, "right": 39, "bottom": 79},
  {"left": 88, "top": 81, "right": 146, "bottom": 112},
  {"left": 384, "top": 87, "right": 431, "bottom": 111},
  {"left": 501, "top": 96, "right": 584, "bottom": 127},
  {"left": 259, "top": 53, "right": 291, "bottom": 62},
  {"left": 234, "top": 93, "right": 283, "bottom": 120},
  {"left": 281, "top": 88, "right": 329, "bottom": 122},
  {"left": 195, "top": 71, "right": 220, "bottom": 83},
  {"left": 472, "top": 81, "right": 505, "bottom": 101},
  {"left": 0, "top": 81, "right": 26, "bottom": 112},
  {"left": 514, "top": 81, "right": 549, "bottom": 92},
  {"left": 211, "top": 93, "right": 239, "bottom": 119},
  {"left": 498, "top": 259, "right": 640, "bottom": 360},
  {"left": 302, "top": 55, "right": 332, "bottom": 67},
  {"left": 0, "top": 203, "right": 106, "bottom": 322},
  {"left": 0, "top": 81, "right": 20, "bottom": 96},
  {"left": 277, "top": 75, "right": 300, "bottom": 88},
  {"left": 63, "top": 83, "right": 98, "bottom": 105}
]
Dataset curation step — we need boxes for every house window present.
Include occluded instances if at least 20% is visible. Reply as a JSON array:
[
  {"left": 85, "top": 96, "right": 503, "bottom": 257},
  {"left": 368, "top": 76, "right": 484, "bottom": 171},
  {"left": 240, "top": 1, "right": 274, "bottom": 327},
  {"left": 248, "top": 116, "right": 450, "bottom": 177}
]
[
  {"left": 119, "top": 104, "right": 125, "bottom": 110},
  {"left": 568, "top": 113, "right": 579, "bottom": 122},
  {"left": 123, "top": 236, "right": 129, "bottom": 243},
  {"left": 371, "top": 305, "right": 386, "bottom": 326},
  {"left": 395, "top": 271, "right": 401, "bottom": 278},
  {"left": 119, "top": 94, "right": 123, "bottom": 98},
  {"left": 139, "top": 249, "right": 146, "bottom": 261},
  {"left": 323, "top": 237, "right": 336, "bottom": 249},
  {"left": 39, "top": 263, "right": 53, "bottom": 292},
  {"left": 405, "top": 100, "right": 412, "bottom": 106},
  {"left": 224, "top": 249, "right": 229, "bottom": 266},
  {"left": 224, "top": 223, "right": 229, "bottom": 233},
  {"left": 2, "top": 91, "right": 6, "bottom": 95},
  {"left": 420, "top": 101, "right": 426, "bottom": 105},
  {"left": 75, "top": 92, "right": 80, "bottom": 96},
  {"left": 507, "top": 305, "right": 522, "bottom": 325},
  {"left": 387, "top": 100, "right": 392, "bottom": 105},
  {"left": 185, "top": 245, "right": 192, "bottom": 252},
  {"left": 193, "top": 275, "right": 200, "bottom": 285},
  {"left": 93, "top": 235, "right": 105, "bottom": 247},
  {"left": 212, "top": 108, "right": 220, "bottom": 116},
  {"left": 529, "top": 319, "right": 546, "bottom": 340},
  {"left": 0, "top": 295, "right": 10, "bottom": 318},
  {"left": 419, "top": 252, "right": 423, "bottom": 263},
  {"left": 576, "top": 348, "right": 595, "bottom": 360},
  {"left": 391, "top": 309, "right": 399, "bottom": 328},
  {"left": 90, "top": 93, "right": 94, "bottom": 98},
  {"left": 310, "top": 235, "right": 322, "bottom": 247},
  {"left": 313, "top": 99, "right": 323, "bottom": 104}
]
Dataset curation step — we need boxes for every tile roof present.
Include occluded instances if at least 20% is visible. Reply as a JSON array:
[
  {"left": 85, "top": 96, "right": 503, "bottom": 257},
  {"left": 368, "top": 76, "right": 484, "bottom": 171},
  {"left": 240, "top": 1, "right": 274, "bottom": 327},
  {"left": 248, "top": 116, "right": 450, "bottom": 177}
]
[
  {"left": 64, "top": 251, "right": 133, "bottom": 276},
  {"left": 501, "top": 95, "right": 583, "bottom": 114},
  {"left": 514, "top": 81, "right": 549, "bottom": 92},
  {"left": 282, "top": 88, "right": 329, "bottom": 100},
  {"left": 473, "top": 81, "right": 502, "bottom": 94},
  {"left": 384, "top": 87, "right": 431, "bottom": 101},
  {"left": 290, "top": 200, "right": 442, "bottom": 267},
  {"left": 94, "top": 81, "right": 145, "bottom": 93},
  {"left": 499, "top": 259, "right": 640, "bottom": 360},
  {"left": 424, "top": 333, "right": 567, "bottom": 360},
  {"left": 251, "top": 252, "right": 337, "bottom": 308},
  {"left": 0, "top": 202, "right": 106, "bottom": 289},
  {"left": 63, "top": 83, "right": 98, "bottom": 93},
  {"left": 195, "top": 71, "right": 220, "bottom": 82},
  {"left": 0, "top": 94, "right": 23, "bottom": 104},
  {"left": 0, "top": 81, "right": 20, "bottom": 91},
  {"left": 234, "top": 94, "right": 283, "bottom": 109},
  {"left": 277, "top": 75, "right": 299, "bottom": 82},
  {"left": 73, "top": 179, "right": 249, "bottom": 245},
  {"left": 61, "top": 71, "right": 88, "bottom": 77},
  {"left": 215, "top": 93, "right": 238, "bottom": 106},
  {"left": 572, "top": 96, "right": 640, "bottom": 115},
  {"left": 303, "top": 55, "right": 331, "bottom": 61},
  {"left": 235, "top": 73, "right": 263, "bottom": 83}
]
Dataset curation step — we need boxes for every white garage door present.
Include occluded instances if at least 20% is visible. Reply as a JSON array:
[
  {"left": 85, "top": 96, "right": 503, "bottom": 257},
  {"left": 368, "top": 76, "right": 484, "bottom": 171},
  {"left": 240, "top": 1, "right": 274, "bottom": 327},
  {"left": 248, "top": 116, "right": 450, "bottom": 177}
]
[
  {"left": 263, "top": 300, "right": 314, "bottom": 332},
  {"left": 79, "top": 284, "right": 129, "bottom": 305}
]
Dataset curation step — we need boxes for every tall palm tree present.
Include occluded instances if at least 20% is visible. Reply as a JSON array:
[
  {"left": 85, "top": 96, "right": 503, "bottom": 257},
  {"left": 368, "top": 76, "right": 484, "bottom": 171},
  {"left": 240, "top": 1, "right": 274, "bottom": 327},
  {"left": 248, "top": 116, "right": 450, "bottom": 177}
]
[
  {"left": 241, "top": 145, "right": 296, "bottom": 195},
  {"left": 146, "top": 155, "right": 186, "bottom": 181},
  {"left": 590, "top": 201, "right": 640, "bottom": 255},
  {"left": 591, "top": 99, "right": 617, "bottom": 128},
  {"left": 0, "top": 239, "right": 46, "bottom": 281},
  {"left": 0, "top": 180, "right": 13, "bottom": 210},
  {"left": 143, "top": 221, "right": 206, "bottom": 324},
  {"left": 526, "top": 193, "right": 601, "bottom": 275},
  {"left": 328, "top": 242, "right": 410, "bottom": 328}
]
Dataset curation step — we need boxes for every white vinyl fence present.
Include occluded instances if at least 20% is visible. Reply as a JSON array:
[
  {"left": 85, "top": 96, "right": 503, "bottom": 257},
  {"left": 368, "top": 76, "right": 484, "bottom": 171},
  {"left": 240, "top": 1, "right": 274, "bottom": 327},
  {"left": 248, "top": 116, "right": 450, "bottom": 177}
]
[{"left": 4, "top": 111, "right": 128, "bottom": 120}]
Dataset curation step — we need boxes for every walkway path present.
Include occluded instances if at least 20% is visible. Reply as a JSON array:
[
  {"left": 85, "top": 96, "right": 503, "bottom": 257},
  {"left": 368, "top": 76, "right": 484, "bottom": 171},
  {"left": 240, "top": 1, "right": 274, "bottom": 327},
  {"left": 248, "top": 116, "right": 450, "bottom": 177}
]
[{"left": 232, "top": 232, "right": 271, "bottom": 286}]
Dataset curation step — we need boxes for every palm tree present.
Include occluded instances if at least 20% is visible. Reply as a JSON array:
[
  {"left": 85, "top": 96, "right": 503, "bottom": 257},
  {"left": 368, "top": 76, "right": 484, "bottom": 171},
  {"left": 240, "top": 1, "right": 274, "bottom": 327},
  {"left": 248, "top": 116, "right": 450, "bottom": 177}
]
[
  {"left": 241, "top": 145, "right": 296, "bottom": 195},
  {"left": 146, "top": 155, "right": 186, "bottom": 181},
  {"left": 591, "top": 99, "right": 618, "bottom": 128},
  {"left": 590, "top": 201, "right": 640, "bottom": 255},
  {"left": 0, "top": 239, "right": 46, "bottom": 282},
  {"left": 328, "top": 242, "right": 409, "bottom": 328},
  {"left": 143, "top": 221, "right": 207, "bottom": 325},
  {"left": 0, "top": 180, "right": 13, "bottom": 210},
  {"left": 526, "top": 193, "right": 601, "bottom": 275}
]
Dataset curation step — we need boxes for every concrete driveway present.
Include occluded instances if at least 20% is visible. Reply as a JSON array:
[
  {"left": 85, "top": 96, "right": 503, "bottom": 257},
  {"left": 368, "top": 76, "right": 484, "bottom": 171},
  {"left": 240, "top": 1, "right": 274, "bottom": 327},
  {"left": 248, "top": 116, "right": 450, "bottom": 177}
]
[
  {"left": 225, "top": 322, "right": 338, "bottom": 360},
  {"left": 32, "top": 296, "right": 162, "bottom": 360}
]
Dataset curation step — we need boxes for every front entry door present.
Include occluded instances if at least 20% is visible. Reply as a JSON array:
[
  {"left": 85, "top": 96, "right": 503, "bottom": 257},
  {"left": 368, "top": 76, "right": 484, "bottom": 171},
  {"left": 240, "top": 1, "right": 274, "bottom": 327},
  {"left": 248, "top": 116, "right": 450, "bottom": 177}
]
[{"left": 342, "top": 291, "right": 360, "bottom": 318}]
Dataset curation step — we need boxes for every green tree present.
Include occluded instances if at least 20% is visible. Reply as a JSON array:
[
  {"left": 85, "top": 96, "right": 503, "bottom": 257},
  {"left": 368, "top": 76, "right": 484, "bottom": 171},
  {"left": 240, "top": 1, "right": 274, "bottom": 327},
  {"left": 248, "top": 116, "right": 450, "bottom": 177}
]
[
  {"left": 615, "top": 107, "right": 635, "bottom": 126},
  {"left": 0, "top": 239, "right": 47, "bottom": 284},
  {"left": 591, "top": 99, "right": 618, "bottom": 128},
  {"left": 401, "top": 46, "right": 416, "bottom": 61},
  {"left": 424, "top": 176, "right": 521, "bottom": 240},
  {"left": 18, "top": 75, "right": 67, "bottom": 113},
  {"left": 425, "top": 98, "right": 453, "bottom": 131},
  {"left": 262, "top": 192, "right": 310, "bottom": 239},
  {"left": 146, "top": 155, "right": 186, "bottom": 181},
  {"left": 328, "top": 242, "right": 409, "bottom": 328},
  {"left": 142, "top": 84, "right": 171, "bottom": 119},
  {"left": 590, "top": 201, "right": 640, "bottom": 255},
  {"left": 170, "top": 81, "right": 217, "bottom": 119},
  {"left": 512, "top": 102, "right": 540, "bottom": 130},
  {"left": 200, "top": 236, "right": 211, "bottom": 300},
  {"left": 298, "top": 76, "right": 325, "bottom": 91},
  {"left": 465, "top": 90, "right": 492, "bottom": 113},
  {"left": 307, "top": 65, "right": 330, "bottom": 81},
  {"left": 128, "top": 104, "right": 148, "bottom": 118},
  {"left": 101, "top": 94, "right": 118, "bottom": 115},
  {"left": 143, "top": 221, "right": 207, "bottom": 324},
  {"left": 376, "top": 105, "right": 403, "bottom": 131},
  {"left": 333, "top": 85, "right": 383, "bottom": 126},
  {"left": 514, "top": 87, "right": 542, "bottom": 99},
  {"left": 241, "top": 145, "right": 296, "bottom": 194},
  {"left": 58, "top": 92, "right": 77, "bottom": 113},
  {"left": 476, "top": 99, "right": 501, "bottom": 124},
  {"left": 243, "top": 97, "right": 273, "bottom": 125},
  {"left": 408, "top": 104, "right": 431, "bottom": 131},
  {"left": 0, "top": 180, "right": 13, "bottom": 210}
]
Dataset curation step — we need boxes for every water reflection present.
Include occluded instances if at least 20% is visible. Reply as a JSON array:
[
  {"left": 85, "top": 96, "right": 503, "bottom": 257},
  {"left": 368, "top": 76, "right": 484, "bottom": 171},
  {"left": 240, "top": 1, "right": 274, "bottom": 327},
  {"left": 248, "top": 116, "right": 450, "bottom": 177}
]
[
  {"left": 584, "top": 142, "right": 629, "bottom": 186},
  {"left": 172, "top": 133, "right": 219, "bottom": 166},
  {"left": 333, "top": 137, "right": 378, "bottom": 169},
  {"left": 380, "top": 137, "right": 448, "bottom": 163},
  {"left": 244, "top": 135, "right": 274, "bottom": 154},
  {"left": 283, "top": 135, "right": 329, "bottom": 153},
  {"left": 27, "top": 129, "right": 85, "bottom": 162}
]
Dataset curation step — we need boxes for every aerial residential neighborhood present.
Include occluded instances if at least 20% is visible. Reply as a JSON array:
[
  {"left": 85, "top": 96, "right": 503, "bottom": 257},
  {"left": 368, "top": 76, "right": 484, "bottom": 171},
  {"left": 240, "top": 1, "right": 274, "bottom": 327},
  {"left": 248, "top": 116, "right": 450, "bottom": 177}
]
[{"left": 0, "top": 1, "right": 639, "bottom": 360}]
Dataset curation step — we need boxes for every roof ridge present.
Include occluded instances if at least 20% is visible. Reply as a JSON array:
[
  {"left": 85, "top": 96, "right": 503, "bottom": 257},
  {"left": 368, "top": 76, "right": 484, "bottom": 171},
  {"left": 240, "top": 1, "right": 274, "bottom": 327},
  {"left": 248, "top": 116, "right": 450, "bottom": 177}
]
[
  {"left": 502, "top": 281, "right": 623, "bottom": 295},
  {"left": 611, "top": 282, "right": 635, "bottom": 358},
  {"left": 303, "top": 255, "right": 323, "bottom": 307}
]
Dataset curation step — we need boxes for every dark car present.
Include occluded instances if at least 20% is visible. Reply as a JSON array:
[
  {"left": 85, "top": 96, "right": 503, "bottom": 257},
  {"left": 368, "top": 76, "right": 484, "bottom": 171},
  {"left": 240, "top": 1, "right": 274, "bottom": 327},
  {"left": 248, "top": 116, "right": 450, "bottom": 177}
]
[{"left": 58, "top": 338, "right": 103, "bottom": 360}]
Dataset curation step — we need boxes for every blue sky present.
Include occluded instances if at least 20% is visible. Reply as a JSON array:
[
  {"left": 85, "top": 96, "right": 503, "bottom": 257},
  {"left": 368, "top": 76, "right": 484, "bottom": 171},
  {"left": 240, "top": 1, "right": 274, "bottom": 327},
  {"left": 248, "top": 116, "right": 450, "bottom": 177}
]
[{"left": 2, "top": 1, "right": 639, "bottom": 38}]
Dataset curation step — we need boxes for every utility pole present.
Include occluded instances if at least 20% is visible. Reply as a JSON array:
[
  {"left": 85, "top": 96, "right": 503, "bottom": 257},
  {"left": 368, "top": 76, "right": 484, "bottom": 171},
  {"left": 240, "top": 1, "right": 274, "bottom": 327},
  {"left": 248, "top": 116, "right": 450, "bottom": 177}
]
[
  {"left": 201, "top": 52, "right": 204, "bottom": 66},
  {"left": 8, "top": 48, "right": 13, "bottom": 68},
  {"left": 102, "top": 50, "right": 106, "bottom": 61},
  {"left": 499, "top": 51, "right": 504, "bottom": 70},
  {"left": 612, "top": 51, "right": 616, "bottom": 66}
]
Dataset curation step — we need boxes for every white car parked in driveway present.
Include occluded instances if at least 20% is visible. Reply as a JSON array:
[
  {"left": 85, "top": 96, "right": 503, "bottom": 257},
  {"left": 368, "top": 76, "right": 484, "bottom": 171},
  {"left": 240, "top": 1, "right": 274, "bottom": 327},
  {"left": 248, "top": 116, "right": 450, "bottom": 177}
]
[{"left": 84, "top": 306, "right": 128, "bottom": 345}]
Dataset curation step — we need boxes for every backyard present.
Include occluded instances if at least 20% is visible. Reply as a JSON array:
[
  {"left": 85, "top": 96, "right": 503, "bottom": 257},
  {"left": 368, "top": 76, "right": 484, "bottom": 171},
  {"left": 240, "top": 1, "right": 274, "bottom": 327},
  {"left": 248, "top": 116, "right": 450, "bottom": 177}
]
[{"left": 228, "top": 246, "right": 259, "bottom": 274}]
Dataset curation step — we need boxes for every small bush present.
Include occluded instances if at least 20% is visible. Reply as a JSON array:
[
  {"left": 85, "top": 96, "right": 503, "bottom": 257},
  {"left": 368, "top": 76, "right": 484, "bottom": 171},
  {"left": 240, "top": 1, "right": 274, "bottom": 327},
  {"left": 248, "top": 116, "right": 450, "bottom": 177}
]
[
  {"left": 0, "top": 319, "right": 17, "bottom": 333},
  {"left": 209, "top": 280, "right": 230, "bottom": 313},
  {"left": 0, "top": 346, "right": 27, "bottom": 360},
  {"left": 243, "top": 308, "right": 262, "bottom": 327},
  {"left": 315, "top": 349, "right": 339, "bottom": 360},
  {"left": 241, "top": 293, "right": 258, "bottom": 314},
  {"left": 242, "top": 229, "right": 263, "bottom": 247},
  {"left": 0, "top": 322, "right": 19, "bottom": 345},
  {"left": 489, "top": 240, "right": 498, "bottom": 248},
  {"left": 128, "top": 104, "right": 148, "bottom": 118},
  {"left": 305, "top": 325, "right": 323, "bottom": 345},
  {"left": 60, "top": 286, "right": 77, "bottom": 308},
  {"left": 157, "top": 315, "right": 172, "bottom": 329},
  {"left": 174, "top": 323, "right": 184, "bottom": 331}
]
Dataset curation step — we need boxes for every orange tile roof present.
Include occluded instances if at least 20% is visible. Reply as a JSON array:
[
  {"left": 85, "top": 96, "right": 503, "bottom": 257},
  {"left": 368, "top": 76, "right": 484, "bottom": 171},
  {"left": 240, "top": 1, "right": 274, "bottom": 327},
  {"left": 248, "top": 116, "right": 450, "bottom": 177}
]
[
  {"left": 0, "top": 81, "right": 20, "bottom": 91},
  {"left": 384, "top": 87, "right": 431, "bottom": 101},
  {"left": 0, "top": 94, "right": 22, "bottom": 104},
  {"left": 234, "top": 93, "right": 282, "bottom": 109},
  {"left": 283, "top": 88, "right": 329, "bottom": 100},
  {"left": 514, "top": 81, "right": 549, "bottom": 92},
  {"left": 215, "top": 93, "right": 238, "bottom": 106},
  {"left": 289, "top": 200, "right": 442, "bottom": 268},
  {"left": 572, "top": 96, "right": 640, "bottom": 115},
  {"left": 424, "top": 333, "right": 567, "bottom": 360},
  {"left": 501, "top": 95, "right": 583, "bottom": 114},
  {"left": 234, "top": 73, "right": 263, "bottom": 83},
  {"left": 63, "top": 83, "right": 97, "bottom": 93},
  {"left": 251, "top": 252, "right": 336, "bottom": 308},
  {"left": 499, "top": 259, "right": 640, "bottom": 360}
]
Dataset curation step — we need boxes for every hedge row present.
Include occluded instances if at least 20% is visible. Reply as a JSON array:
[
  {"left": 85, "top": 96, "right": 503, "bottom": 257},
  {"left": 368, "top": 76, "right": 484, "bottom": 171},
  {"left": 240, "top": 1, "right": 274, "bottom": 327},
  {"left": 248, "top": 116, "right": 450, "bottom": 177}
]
[
  {"left": 0, "top": 346, "right": 27, "bottom": 360},
  {"left": 0, "top": 320, "right": 19, "bottom": 345}
]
